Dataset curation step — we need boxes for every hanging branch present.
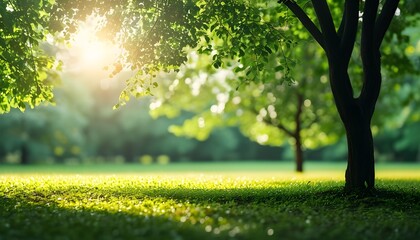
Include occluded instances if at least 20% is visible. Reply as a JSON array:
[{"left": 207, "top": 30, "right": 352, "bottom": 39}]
[
  {"left": 278, "top": 0, "right": 326, "bottom": 50},
  {"left": 310, "top": 0, "right": 338, "bottom": 53}
]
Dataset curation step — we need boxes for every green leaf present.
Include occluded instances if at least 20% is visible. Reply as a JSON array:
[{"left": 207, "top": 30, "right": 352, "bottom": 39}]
[{"left": 275, "top": 65, "right": 284, "bottom": 71}]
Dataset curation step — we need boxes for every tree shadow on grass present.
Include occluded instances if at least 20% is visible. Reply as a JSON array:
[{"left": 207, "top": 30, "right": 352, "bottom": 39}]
[
  {"left": 1, "top": 181, "right": 419, "bottom": 240},
  {"left": 0, "top": 196, "right": 225, "bottom": 240},
  {"left": 98, "top": 182, "right": 420, "bottom": 212}
]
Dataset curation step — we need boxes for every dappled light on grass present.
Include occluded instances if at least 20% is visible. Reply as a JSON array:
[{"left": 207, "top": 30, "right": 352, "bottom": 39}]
[{"left": 1, "top": 172, "right": 419, "bottom": 239}]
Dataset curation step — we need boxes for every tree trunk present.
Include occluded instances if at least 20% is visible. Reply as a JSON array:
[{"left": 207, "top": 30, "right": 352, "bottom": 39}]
[
  {"left": 343, "top": 101, "right": 375, "bottom": 190},
  {"left": 294, "top": 135, "right": 304, "bottom": 172},
  {"left": 20, "top": 143, "right": 30, "bottom": 165},
  {"left": 329, "top": 63, "right": 377, "bottom": 191}
]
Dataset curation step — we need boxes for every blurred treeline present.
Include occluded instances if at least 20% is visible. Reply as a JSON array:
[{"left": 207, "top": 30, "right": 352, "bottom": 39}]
[
  {"left": 0, "top": 70, "right": 419, "bottom": 165},
  {"left": 0, "top": 73, "right": 284, "bottom": 165}
]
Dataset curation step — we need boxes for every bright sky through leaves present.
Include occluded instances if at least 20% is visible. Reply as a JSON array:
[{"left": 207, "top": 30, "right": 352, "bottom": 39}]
[{"left": 59, "top": 16, "right": 121, "bottom": 84}]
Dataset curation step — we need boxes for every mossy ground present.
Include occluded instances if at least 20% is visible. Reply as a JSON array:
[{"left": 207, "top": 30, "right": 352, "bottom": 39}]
[{"left": 0, "top": 162, "right": 419, "bottom": 240}]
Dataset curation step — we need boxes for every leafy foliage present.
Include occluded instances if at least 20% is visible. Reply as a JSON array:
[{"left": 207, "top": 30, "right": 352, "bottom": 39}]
[
  {"left": 46, "top": 0, "right": 295, "bottom": 106},
  {"left": 0, "top": 0, "right": 62, "bottom": 113},
  {"left": 1, "top": 0, "right": 418, "bottom": 113}
]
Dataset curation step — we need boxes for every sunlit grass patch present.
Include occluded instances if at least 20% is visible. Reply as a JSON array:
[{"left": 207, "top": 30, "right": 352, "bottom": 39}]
[{"left": 1, "top": 169, "right": 419, "bottom": 240}]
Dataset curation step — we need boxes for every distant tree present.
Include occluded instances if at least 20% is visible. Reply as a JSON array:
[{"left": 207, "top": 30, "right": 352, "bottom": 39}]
[{"left": 150, "top": 43, "right": 341, "bottom": 172}]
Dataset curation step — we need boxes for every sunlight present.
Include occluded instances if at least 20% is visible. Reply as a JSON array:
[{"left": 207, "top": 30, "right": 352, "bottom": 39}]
[
  {"left": 73, "top": 23, "right": 116, "bottom": 72},
  {"left": 62, "top": 16, "right": 121, "bottom": 81},
  {"left": 79, "top": 41, "right": 107, "bottom": 65}
]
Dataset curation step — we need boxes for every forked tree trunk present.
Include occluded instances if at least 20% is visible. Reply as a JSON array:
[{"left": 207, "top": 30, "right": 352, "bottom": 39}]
[{"left": 329, "top": 63, "right": 378, "bottom": 191}]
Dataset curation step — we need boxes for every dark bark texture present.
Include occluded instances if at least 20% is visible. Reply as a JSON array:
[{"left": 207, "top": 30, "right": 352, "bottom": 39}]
[{"left": 280, "top": 0, "right": 400, "bottom": 190}]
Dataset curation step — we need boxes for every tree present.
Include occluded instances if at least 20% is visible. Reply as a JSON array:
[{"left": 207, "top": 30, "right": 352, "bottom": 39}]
[
  {"left": 278, "top": 0, "right": 420, "bottom": 190},
  {"left": 150, "top": 43, "right": 341, "bottom": 172}
]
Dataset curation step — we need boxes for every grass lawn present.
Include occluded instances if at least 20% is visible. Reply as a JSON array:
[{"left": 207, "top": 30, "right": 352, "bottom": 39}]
[{"left": 0, "top": 162, "right": 419, "bottom": 239}]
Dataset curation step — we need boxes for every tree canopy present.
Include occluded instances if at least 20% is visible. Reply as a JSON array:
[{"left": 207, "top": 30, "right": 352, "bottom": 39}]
[
  {"left": 1, "top": 0, "right": 417, "bottom": 110},
  {"left": 0, "top": 0, "right": 63, "bottom": 113}
]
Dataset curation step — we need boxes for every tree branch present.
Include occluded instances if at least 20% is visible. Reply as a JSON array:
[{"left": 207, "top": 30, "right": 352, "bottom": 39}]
[
  {"left": 339, "top": 0, "right": 359, "bottom": 62},
  {"left": 375, "top": 0, "right": 400, "bottom": 48},
  {"left": 359, "top": 0, "right": 399, "bottom": 118},
  {"left": 362, "top": 0, "right": 379, "bottom": 56},
  {"left": 278, "top": 0, "right": 326, "bottom": 50},
  {"left": 360, "top": 0, "right": 380, "bottom": 111},
  {"left": 311, "top": 0, "right": 339, "bottom": 52},
  {"left": 277, "top": 121, "right": 295, "bottom": 137},
  {"left": 251, "top": 108, "right": 295, "bottom": 137}
]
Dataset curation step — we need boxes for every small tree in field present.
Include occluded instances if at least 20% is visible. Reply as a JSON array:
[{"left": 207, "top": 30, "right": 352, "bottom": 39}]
[{"left": 150, "top": 43, "right": 340, "bottom": 173}]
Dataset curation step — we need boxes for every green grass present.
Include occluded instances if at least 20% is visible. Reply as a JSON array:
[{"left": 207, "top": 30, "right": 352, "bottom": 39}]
[
  {"left": 1, "top": 161, "right": 419, "bottom": 176},
  {"left": 1, "top": 162, "right": 419, "bottom": 239}
]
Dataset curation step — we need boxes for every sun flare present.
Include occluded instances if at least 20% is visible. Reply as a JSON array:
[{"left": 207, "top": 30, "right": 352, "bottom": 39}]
[
  {"left": 64, "top": 16, "right": 120, "bottom": 78},
  {"left": 79, "top": 41, "right": 108, "bottom": 65}
]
